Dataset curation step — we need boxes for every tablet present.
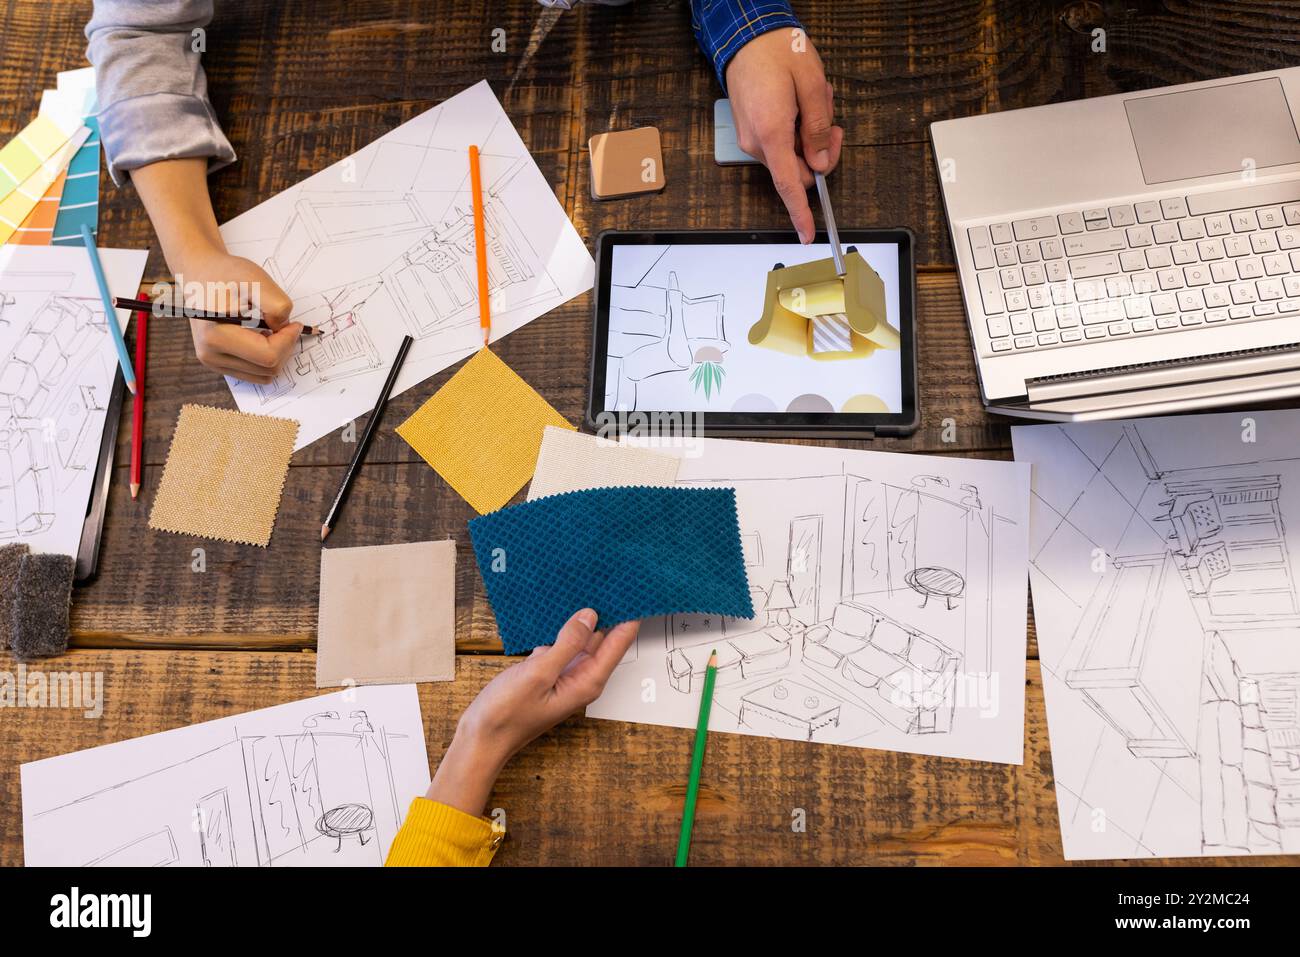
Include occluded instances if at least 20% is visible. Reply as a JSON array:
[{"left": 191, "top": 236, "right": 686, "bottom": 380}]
[{"left": 587, "top": 229, "right": 917, "bottom": 438}]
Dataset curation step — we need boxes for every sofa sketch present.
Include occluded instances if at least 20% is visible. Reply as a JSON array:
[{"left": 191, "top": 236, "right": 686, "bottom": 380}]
[
  {"left": 802, "top": 601, "right": 960, "bottom": 734},
  {"left": 665, "top": 587, "right": 796, "bottom": 694}
]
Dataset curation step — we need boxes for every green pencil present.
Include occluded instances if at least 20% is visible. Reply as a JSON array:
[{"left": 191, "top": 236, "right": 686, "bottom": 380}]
[{"left": 675, "top": 649, "right": 718, "bottom": 867}]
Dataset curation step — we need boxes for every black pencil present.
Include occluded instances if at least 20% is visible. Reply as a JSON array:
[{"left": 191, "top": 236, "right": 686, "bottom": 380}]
[
  {"left": 112, "top": 297, "right": 319, "bottom": 335},
  {"left": 320, "top": 334, "right": 415, "bottom": 542}
]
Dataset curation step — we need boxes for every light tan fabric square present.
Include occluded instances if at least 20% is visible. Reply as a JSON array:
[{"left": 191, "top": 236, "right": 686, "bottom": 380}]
[
  {"left": 316, "top": 539, "right": 456, "bottom": 688},
  {"left": 527, "top": 426, "right": 681, "bottom": 500},
  {"left": 148, "top": 405, "right": 298, "bottom": 547}
]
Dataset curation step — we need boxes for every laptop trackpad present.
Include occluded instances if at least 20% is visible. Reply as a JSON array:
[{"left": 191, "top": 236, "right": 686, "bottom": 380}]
[{"left": 1125, "top": 77, "right": 1300, "bottom": 184}]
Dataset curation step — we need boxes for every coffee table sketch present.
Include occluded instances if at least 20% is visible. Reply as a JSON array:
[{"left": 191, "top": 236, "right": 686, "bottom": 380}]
[{"left": 739, "top": 678, "right": 842, "bottom": 741}]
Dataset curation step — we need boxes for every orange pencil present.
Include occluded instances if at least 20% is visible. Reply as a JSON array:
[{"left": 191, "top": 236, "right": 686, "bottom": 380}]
[{"left": 468, "top": 144, "right": 491, "bottom": 347}]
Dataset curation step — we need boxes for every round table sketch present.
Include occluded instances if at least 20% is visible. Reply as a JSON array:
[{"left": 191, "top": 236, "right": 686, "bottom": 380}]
[
  {"left": 316, "top": 803, "right": 375, "bottom": 853},
  {"left": 904, "top": 567, "right": 965, "bottom": 610}
]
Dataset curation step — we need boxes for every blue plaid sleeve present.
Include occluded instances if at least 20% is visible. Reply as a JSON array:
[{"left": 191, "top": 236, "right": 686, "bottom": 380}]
[{"left": 690, "top": 0, "right": 804, "bottom": 90}]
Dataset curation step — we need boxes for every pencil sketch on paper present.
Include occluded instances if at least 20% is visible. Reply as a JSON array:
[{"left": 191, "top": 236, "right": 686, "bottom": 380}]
[
  {"left": 588, "top": 437, "right": 1032, "bottom": 765},
  {"left": 0, "top": 246, "right": 147, "bottom": 556},
  {"left": 20, "top": 685, "right": 431, "bottom": 868},
  {"left": 1014, "top": 412, "right": 1300, "bottom": 860},
  {"left": 220, "top": 80, "right": 594, "bottom": 451}
]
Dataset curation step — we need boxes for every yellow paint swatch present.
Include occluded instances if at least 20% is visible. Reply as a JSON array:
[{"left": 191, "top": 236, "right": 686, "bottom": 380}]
[
  {"left": 0, "top": 114, "right": 76, "bottom": 200},
  {"left": 9, "top": 170, "right": 66, "bottom": 245},
  {"left": 0, "top": 127, "right": 88, "bottom": 244},
  {"left": 397, "top": 348, "right": 574, "bottom": 514}
]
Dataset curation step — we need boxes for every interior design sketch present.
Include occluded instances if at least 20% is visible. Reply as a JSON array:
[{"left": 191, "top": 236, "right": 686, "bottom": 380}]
[
  {"left": 590, "top": 438, "right": 1031, "bottom": 765},
  {"left": 0, "top": 277, "right": 111, "bottom": 543},
  {"left": 22, "top": 689, "right": 430, "bottom": 868},
  {"left": 605, "top": 265, "right": 729, "bottom": 409},
  {"left": 218, "top": 82, "right": 595, "bottom": 451},
  {"left": 1015, "top": 414, "right": 1300, "bottom": 859},
  {"left": 660, "top": 469, "right": 1007, "bottom": 743}
]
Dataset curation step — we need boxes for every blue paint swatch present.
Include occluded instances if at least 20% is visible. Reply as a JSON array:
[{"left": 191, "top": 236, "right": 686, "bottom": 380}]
[{"left": 50, "top": 116, "right": 100, "bottom": 246}]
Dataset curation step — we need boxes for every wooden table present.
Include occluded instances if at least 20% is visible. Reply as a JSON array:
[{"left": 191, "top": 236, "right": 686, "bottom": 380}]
[{"left": 1, "top": 0, "right": 1297, "bottom": 866}]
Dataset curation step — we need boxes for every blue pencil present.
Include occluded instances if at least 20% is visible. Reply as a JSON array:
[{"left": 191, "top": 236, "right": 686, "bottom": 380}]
[{"left": 80, "top": 224, "right": 137, "bottom": 394}]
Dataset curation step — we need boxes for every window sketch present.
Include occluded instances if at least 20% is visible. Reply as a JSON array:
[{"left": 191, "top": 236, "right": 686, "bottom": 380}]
[{"left": 22, "top": 686, "right": 431, "bottom": 868}]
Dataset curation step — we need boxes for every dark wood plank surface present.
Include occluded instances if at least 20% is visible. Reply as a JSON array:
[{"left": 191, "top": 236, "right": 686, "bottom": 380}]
[{"left": 2, "top": 0, "right": 1299, "bottom": 865}]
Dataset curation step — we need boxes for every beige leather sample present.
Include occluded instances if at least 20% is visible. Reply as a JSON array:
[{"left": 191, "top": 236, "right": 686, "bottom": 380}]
[
  {"left": 316, "top": 539, "right": 456, "bottom": 688},
  {"left": 589, "top": 127, "right": 666, "bottom": 199}
]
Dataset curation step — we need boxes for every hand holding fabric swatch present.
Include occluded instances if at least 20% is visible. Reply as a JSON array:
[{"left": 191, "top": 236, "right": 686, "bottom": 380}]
[{"left": 468, "top": 485, "right": 754, "bottom": 654}]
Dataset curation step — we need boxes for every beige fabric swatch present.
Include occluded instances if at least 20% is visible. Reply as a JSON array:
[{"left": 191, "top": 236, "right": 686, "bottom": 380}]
[
  {"left": 316, "top": 539, "right": 456, "bottom": 688},
  {"left": 148, "top": 405, "right": 298, "bottom": 547},
  {"left": 527, "top": 426, "right": 681, "bottom": 500}
]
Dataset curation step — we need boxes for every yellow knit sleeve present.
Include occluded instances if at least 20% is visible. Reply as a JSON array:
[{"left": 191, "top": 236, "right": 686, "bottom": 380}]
[{"left": 385, "top": 798, "right": 503, "bottom": 867}]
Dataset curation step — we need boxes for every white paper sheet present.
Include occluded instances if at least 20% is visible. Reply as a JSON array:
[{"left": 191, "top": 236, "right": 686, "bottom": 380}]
[
  {"left": 21, "top": 685, "right": 430, "bottom": 867},
  {"left": 1013, "top": 413, "right": 1300, "bottom": 859},
  {"left": 0, "top": 245, "right": 146, "bottom": 556},
  {"left": 219, "top": 80, "right": 594, "bottom": 451},
  {"left": 586, "top": 437, "right": 1032, "bottom": 764},
  {"left": 604, "top": 241, "right": 904, "bottom": 414}
]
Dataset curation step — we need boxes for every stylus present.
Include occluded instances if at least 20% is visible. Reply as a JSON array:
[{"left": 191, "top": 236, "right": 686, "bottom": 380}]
[{"left": 814, "top": 171, "right": 846, "bottom": 277}]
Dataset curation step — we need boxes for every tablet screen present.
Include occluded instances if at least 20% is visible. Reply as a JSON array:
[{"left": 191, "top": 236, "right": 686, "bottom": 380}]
[{"left": 600, "top": 238, "right": 908, "bottom": 419}]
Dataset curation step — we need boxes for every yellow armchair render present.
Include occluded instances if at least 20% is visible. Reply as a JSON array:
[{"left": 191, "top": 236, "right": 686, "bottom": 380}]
[{"left": 747, "top": 248, "right": 900, "bottom": 361}]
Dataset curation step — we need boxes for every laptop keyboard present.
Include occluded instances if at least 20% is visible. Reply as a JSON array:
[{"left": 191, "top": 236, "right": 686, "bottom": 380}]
[{"left": 967, "top": 190, "right": 1300, "bottom": 356}]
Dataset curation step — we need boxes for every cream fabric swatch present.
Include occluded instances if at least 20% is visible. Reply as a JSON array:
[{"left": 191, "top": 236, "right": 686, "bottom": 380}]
[
  {"left": 316, "top": 539, "right": 456, "bottom": 688},
  {"left": 148, "top": 404, "right": 298, "bottom": 547},
  {"left": 527, "top": 426, "right": 681, "bottom": 500}
]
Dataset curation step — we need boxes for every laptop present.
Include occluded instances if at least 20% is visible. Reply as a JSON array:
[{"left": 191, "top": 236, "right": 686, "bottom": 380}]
[{"left": 931, "top": 68, "right": 1300, "bottom": 420}]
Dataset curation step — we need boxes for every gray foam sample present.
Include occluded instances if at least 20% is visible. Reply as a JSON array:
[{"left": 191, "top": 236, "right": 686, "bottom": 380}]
[
  {"left": 12, "top": 552, "right": 75, "bottom": 661},
  {"left": 0, "top": 543, "right": 30, "bottom": 650}
]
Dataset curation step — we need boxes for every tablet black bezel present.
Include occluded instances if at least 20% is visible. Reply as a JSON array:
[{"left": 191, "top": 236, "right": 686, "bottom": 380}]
[{"left": 586, "top": 228, "right": 919, "bottom": 437}]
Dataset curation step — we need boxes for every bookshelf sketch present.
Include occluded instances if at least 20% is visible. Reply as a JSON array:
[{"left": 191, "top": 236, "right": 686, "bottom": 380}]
[{"left": 1014, "top": 414, "right": 1300, "bottom": 860}]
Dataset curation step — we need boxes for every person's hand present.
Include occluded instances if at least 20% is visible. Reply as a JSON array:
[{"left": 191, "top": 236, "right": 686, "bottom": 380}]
[
  {"left": 130, "top": 157, "right": 301, "bottom": 384},
  {"left": 172, "top": 247, "right": 301, "bottom": 384},
  {"left": 426, "top": 610, "right": 641, "bottom": 816},
  {"left": 725, "top": 28, "right": 844, "bottom": 243}
]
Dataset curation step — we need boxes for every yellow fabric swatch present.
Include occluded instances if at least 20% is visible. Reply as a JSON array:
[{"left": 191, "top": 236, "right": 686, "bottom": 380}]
[
  {"left": 0, "top": 114, "right": 75, "bottom": 200},
  {"left": 397, "top": 348, "right": 574, "bottom": 514}
]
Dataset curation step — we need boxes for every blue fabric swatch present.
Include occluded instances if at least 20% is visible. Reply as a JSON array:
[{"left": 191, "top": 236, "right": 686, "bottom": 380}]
[{"left": 469, "top": 486, "right": 753, "bottom": 655}]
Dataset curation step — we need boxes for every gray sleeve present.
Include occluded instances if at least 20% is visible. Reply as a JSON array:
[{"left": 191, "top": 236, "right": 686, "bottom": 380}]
[{"left": 85, "top": 0, "right": 236, "bottom": 185}]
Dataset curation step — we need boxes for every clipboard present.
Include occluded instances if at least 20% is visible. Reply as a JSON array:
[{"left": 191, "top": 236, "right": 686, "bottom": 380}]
[{"left": 74, "top": 369, "right": 124, "bottom": 583}]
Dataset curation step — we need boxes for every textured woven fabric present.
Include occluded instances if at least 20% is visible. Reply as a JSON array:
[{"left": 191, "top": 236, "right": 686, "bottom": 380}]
[
  {"left": 148, "top": 404, "right": 299, "bottom": 547},
  {"left": 527, "top": 426, "right": 680, "bottom": 500},
  {"left": 397, "top": 348, "right": 574, "bottom": 514},
  {"left": 469, "top": 485, "right": 753, "bottom": 654}
]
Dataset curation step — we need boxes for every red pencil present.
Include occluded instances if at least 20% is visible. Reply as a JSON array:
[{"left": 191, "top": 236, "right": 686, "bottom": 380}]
[{"left": 130, "top": 309, "right": 147, "bottom": 499}]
